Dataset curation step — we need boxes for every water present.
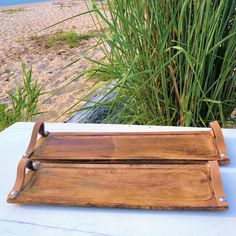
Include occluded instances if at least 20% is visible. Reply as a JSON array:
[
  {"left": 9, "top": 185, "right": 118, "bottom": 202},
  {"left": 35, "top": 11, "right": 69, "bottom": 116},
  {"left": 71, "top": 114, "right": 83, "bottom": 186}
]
[{"left": 0, "top": 0, "right": 50, "bottom": 7}]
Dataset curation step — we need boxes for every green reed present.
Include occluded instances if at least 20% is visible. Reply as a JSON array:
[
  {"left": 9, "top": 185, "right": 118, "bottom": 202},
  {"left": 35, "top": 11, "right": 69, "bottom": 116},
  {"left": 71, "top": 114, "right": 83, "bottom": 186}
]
[
  {"left": 0, "top": 64, "right": 42, "bottom": 131},
  {"left": 84, "top": 0, "right": 236, "bottom": 127}
]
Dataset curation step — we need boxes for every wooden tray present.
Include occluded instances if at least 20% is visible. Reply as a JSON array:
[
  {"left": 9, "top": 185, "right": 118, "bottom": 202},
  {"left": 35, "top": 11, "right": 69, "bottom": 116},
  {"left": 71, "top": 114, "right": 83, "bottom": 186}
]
[
  {"left": 8, "top": 161, "right": 227, "bottom": 210},
  {"left": 7, "top": 121, "right": 229, "bottom": 210},
  {"left": 30, "top": 121, "right": 229, "bottom": 164}
]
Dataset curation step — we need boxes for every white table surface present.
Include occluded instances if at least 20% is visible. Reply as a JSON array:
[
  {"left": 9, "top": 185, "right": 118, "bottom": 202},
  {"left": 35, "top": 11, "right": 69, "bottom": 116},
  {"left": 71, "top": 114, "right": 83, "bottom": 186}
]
[{"left": 0, "top": 122, "right": 235, "bottom": 236}]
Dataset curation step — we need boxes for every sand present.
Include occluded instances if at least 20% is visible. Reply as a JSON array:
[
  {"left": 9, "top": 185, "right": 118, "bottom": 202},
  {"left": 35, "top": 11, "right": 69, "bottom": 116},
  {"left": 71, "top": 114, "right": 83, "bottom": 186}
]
[{"left": 0, "top": 0, "right": 103, "bottom": 122}]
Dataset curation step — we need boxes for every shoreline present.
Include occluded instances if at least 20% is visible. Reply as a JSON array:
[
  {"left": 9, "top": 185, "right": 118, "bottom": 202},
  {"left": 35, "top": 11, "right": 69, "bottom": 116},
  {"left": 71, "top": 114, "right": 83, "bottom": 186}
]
[{"left": 0, "top": 0, "right": 52, "bottom": 8}]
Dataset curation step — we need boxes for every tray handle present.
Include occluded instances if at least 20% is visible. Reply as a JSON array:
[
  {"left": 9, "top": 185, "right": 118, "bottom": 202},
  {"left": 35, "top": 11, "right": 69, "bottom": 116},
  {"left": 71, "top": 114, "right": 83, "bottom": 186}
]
[
  {"left": 7, "top": 122, "right": 47, "bottom": 200},
  {"left": 210, "top": 121, "right": 229, "bottom": 165},
  {"left": 24, "top": 122, "right": 49, "bottom": 158},
  {"left": 7, "top": 158, "right": 40, "bottom": 200},
  {"left": 208, "top": 161, "right": 228, "bottom": 208}
]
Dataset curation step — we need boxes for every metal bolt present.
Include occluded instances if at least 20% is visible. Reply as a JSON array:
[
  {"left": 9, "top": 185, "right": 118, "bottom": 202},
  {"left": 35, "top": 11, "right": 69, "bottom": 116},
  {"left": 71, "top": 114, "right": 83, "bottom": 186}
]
[
  {"left": 220, "top": 153, "right": 227, "bottom": 158},
  {"left": 219, "top": 197, "right": 227, "bottom": 202},
  {"left": 11, "top": 191, "right": 18, "bottom": 197},
  {"left": 24, "top": 152, "right": 30, "bottom": 158},
  {"left": 32, "top": 162, "right": 40, "bottom": 170}
]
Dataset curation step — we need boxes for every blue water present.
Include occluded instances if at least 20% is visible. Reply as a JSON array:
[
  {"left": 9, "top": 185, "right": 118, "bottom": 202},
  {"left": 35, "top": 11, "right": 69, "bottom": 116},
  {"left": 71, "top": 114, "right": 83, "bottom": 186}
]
[{"left": 0, "top": 0, "right": 50, "bottom": 7}]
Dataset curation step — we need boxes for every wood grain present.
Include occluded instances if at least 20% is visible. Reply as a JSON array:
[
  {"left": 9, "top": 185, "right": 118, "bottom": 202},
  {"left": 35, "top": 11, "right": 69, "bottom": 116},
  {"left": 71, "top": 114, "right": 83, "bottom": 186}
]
[
  {"left": 7, "top": 125, "right": 228, "bottom": 210},
  {"left": 32, "top": 132, "right": 220, "bottom": 162},
  {"left": 8, "top": 162, "right": 227, "bottom": 210}
]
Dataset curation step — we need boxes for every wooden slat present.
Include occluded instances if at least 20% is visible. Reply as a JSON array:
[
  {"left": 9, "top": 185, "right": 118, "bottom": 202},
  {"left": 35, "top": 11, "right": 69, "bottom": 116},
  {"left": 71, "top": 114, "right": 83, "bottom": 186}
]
[{"left": 8, "top": 162, "right": 227, "bottom": 210}]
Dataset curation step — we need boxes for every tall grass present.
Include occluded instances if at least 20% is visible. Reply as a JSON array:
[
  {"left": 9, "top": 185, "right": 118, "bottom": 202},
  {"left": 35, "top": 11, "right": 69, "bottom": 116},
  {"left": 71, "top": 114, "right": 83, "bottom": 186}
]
[
  {"left": 0, "top": 64, "right": 42, "bottom": 131},
  {"left": 84, "top": 0, "right": 236, "bottom": 127}
]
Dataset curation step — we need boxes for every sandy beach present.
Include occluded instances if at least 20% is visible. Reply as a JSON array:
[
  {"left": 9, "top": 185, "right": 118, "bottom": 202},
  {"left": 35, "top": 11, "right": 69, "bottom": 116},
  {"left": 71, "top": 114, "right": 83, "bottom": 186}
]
[{"left": 0, "top": 0, "right": 103, "bottom": 122}]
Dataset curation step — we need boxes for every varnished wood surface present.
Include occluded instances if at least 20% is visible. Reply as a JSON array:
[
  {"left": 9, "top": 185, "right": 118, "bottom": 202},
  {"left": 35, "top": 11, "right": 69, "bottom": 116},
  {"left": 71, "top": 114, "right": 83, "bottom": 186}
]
[
  {"left": 3, "top": 122, "right": 236, "bottom": 235},
  {"left": 32, "top": 132, "right": 220, "bottom": 162},
  {"left": 8, "top": 162, "right": 227, "bottom": 210}
]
